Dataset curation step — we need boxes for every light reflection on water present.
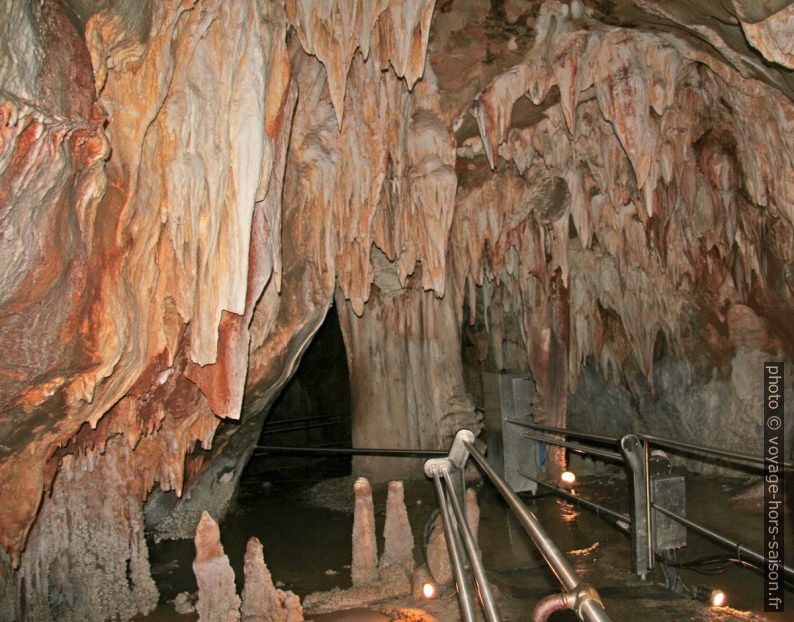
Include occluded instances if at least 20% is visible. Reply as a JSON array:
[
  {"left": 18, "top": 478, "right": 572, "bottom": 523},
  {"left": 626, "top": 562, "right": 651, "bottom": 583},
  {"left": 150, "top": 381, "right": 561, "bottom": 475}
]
[
  {"left": 558, "top": 497, "right": 581, "bottom": 523},
  {"left": 141, "top": 459, "right": 792, "bottom": 621}
]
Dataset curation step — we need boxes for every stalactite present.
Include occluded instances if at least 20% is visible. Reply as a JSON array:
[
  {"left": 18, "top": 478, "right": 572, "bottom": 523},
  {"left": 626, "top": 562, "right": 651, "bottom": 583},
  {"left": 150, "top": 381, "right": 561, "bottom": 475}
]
[
  {"left": 284, "top": 0, "right": 436, "bottom": 127},
  {"left": 454, "top": 0, "right": 793, "bottom": 446}
]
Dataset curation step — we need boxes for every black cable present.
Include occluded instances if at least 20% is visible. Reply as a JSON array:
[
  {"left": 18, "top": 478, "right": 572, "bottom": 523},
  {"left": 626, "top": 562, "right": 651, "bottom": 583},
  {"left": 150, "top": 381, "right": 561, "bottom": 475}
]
[{"left": 657, "top": 551, "right": 794, "bottom": 589}]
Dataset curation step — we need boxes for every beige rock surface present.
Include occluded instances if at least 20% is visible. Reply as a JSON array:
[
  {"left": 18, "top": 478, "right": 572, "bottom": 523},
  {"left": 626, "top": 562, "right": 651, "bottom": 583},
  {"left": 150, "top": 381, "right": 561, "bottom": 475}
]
[{"left": 0, "top": 0, "right": 792, "bottom": 618}]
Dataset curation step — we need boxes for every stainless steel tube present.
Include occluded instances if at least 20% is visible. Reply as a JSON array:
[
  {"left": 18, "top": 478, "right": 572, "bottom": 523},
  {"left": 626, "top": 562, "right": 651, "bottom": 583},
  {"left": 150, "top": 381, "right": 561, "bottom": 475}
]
[
  {"left": 640, "top": 434, "right": 794, "bottom": 471},
  {"left": 441, "top": 469, "right": 501, "bottom": 622},
  {"left": 507, "top": 421, "right": 617, "bottom": 444},
  {"left": 253, "top": 445, "right": 446, "bottom": 457},
  {"left": 620, "top": 434, "right": 652, "bottom": 578},
  {"left": 431, "top": 473, "right": 477, "bottom": 622},
  {"left": 519, "top": 471, "right": 630, "bottom": 524},
  {"left": 644, "top": 440, "right": 655, "bottom": 571},
  {"left": 653, "top": 503, "right": 794, "bottom": 582},
  {"left": 521, "top": 432, "right": 624, "bottom": 462},
  {"left": 464, "top": 441, "right": 613, "bottom": 622}
]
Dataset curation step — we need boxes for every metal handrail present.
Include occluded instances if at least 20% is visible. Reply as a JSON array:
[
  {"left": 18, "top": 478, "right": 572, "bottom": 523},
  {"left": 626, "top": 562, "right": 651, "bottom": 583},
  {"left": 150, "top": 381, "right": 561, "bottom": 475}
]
[
  {"left": 463, "top": 440, "right": 612, "bottom": 622},
  {"left": 519, "top": 471, "right": 630, "bottom": 524},
  {"left": 519, "top": 425, "right": 793, "bottom": 587},
  {"left": 263, "top": 413, "right": 351, "bottom": 426},
  {"left": 430, "top": 471, "right": 477, "bottom": 621},
  {"left": 507, "top": 420, "right": 617, "bottom": 444},
  {"left": 521, "top": 432, "right": 624, "bottom": 462},
  {"left": 253, "top": 445, "right": 446, "bottom": 457},
  {"left": 441, "top": 468, "right": 501, "bottom": 621},
  {"left": 511, "top": 420, "right": 793, "bottom": 471},
  {"left": 652, "top": 503, "right": 794, "bottom": 582},
  {"left": 260, "top": 417, "right": 351, "bottom": 435},
  {"left": 639, "top": 433, "right": 794, "bottom": 471}
]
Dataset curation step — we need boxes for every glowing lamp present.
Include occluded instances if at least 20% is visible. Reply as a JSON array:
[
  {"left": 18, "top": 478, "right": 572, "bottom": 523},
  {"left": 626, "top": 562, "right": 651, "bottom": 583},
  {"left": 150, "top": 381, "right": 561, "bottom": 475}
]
[
  {"left": 561, "top": 471, "right": 576, "bottom": 485},
  {"left": 693, "top": 585, "right": 727, "bottom": 608},
  {"left": 422, "top": 582, "right": 436, "bottom": 599}
]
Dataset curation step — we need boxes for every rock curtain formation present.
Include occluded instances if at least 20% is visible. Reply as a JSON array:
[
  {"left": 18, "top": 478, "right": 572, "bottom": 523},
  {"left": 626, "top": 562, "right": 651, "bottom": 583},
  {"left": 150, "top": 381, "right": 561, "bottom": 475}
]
[{"left": 0, "top": 0, "right": 792, "bottom": 618}]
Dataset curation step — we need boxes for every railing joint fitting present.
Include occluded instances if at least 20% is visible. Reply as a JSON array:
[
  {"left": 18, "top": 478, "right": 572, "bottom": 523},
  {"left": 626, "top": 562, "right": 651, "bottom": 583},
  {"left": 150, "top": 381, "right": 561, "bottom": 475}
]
[{"left": 564, "top": 583, "right": 604, "bottom": 618}]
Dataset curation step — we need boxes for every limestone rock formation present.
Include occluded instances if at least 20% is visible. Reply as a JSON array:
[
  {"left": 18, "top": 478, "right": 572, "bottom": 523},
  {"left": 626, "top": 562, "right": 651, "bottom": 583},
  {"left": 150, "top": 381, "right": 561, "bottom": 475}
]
[
  {"left": 352, "top": 477, "right": 379, "bottom": 587},
  {"left": 241, "top": 537, "right": 304, "bottom": 622},
  {"left": 454, "top": 0, "right": 794, "bottom": 463},
  {"left": 1, "top": 0, "right": 793, "bottom": 618},
  {"left": 193, "top": 511, "right": 241, "bottom": 622},
  {"left": 305, "top": 478, "right": 415, "bottom": 614},
  {"left": 380, "top": 480, "right": 416, "bottom": 576}
]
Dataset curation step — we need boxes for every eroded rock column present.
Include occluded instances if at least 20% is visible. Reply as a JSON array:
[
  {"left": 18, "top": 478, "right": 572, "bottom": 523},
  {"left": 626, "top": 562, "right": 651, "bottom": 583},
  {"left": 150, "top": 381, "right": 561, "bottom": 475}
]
[
  {"left": 338, "top": 257, "right": 479, "bottom": 480},
  {"left": 193, "top": 512, "right": 241, "bottom": 622}
]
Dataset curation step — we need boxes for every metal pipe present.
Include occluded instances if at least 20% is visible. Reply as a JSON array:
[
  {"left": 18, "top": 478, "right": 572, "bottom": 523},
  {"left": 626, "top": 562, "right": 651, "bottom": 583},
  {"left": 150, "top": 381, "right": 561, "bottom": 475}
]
[
  {"left": 431, "top": 473, "right": 477, "bottom": 622},
  {"left": 252, "top": 445, "right": 446, "bottom": 457},
  {"left": 441, "top": 469, "right": 501, "bottom": 622},
  {"left": 464, "top": 441, "right": 612, "bottom": 622},
  {"left": 519, "top": 471, "right": 630, "bottom": 524},
  {"left": 652, "top": 503, "right": 794, "bottom": 582},
  {"left": 521, "top": 432, "right": 624, "bottom": 462},
  {"left": 620, "top": 435, "right": 652, "bottom": 578},
  {"left": 643, "top": 439, "right": 655, "bottom": 571},
  {"left": 640, "top": 434, "right": 794, "bottom": 471},
  {"left": 532, "top": 593, "right": 568, "bottom": 622},
  {"left": 260, "top": 418, "right": 350, "bottom": 435},
  {"left": 509, "top": 420, "right": 792, "bottom": 471},
  {"left": 263, "top": 413, "right": 351, "bottom": 426},
  {"left": 507, "top": 420, "right": 617, "bottom": 444}
]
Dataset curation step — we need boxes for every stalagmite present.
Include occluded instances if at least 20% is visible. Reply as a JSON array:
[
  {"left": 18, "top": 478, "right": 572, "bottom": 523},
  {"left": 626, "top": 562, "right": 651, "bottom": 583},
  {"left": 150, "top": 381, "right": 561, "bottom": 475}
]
[
  {"left": 465, "top": 488, "right": 480, "bottom": 546},
  {"left": 193, "top": 512, "right": 241, "bottom": 622},
  {"left": 241, "top": 537, "right": 304, "bottom": 622},
  {"left": 426, "top": 488, "right": 480, "bottom": 585},
  {"left": 380, "top": 480, "right": 416, "bottom": 576},
  {"left": 304, "top": 479, "right": 414, "bottom": 614},
  {"left": 351, "top": 477, "right": 379, "bottom": 586}
]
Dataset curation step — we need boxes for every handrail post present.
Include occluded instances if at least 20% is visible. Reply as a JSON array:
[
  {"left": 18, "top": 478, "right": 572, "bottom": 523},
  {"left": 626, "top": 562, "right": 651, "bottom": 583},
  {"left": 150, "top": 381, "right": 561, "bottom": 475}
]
[
  {"left": 440, "top": 468, "right": 501, "bottom": 622},
  {"left": 620, "top": 434, "right": 653, "bottom": 578},
  {"left": 463, "top": 439, "right": 612, "bottom": 622},
  {"left": 424, "top": 458, "right": 477, "bottom": 622},
  {"left": 425, "top": 430, "right": 502, "bottom": 621}
]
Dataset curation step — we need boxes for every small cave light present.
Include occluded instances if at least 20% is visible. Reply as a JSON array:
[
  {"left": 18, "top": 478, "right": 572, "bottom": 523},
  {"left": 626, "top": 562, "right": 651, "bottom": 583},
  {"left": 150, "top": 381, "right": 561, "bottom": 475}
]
[
  {"left": 693, "top": 585, "right": 727, "bottom": 608},
  {"left": 422, "top": 582, "right": 437, "bottom": 599}
]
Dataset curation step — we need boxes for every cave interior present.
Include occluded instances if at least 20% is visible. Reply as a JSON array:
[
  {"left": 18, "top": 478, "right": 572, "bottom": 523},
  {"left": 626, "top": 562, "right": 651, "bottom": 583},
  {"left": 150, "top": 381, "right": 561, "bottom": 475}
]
[{"left": 1, "top": 0, "right": 793, "bottom": 620}]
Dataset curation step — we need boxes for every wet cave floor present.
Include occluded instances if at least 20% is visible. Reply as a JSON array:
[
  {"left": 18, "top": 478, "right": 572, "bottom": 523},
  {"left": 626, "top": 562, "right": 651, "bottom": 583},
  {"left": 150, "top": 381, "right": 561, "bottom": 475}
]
[{"left": 139, "top": 455, "right": 792, "bottom": 621}]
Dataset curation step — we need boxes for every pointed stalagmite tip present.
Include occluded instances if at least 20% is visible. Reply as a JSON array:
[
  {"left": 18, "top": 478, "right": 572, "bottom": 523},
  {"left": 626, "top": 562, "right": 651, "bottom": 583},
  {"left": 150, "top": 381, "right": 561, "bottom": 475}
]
[
  {"left": 194, "top": 511, "right": 223, "bottom": 563},
  {"left": 354, "top": 477, "right": 372, "bottom": 495}
]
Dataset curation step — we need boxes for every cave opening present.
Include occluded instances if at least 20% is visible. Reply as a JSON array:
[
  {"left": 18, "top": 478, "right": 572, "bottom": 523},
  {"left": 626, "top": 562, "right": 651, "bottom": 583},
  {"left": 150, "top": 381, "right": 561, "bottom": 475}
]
[{"left": 247, "top": 304, "right": 354, "bottom": 483}]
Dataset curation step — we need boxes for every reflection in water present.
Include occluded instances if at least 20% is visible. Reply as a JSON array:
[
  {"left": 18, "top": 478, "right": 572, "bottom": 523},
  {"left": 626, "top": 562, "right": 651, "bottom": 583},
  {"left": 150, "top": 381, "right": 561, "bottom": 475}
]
[
  {"left": 141, "top": 459, "right": 792, "bottom": 621},
  {"left": 568, "top": 542, "right": 600, "bottom": 557},
  {"left": 558, "top": 498, "right": 580, "bottom": 524}
]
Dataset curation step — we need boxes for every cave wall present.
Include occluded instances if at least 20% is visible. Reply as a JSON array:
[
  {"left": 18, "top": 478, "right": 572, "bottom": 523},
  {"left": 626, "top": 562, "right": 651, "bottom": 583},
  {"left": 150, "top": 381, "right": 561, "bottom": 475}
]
[
  {"left": 0, "top": 0, "right": 793, "bottom": 619},
  {"left": 1, "top": 0, "right": 451, "bottom": 617},
  {"left": 451, "top": 1, "right": 794, "bottom": 470}
]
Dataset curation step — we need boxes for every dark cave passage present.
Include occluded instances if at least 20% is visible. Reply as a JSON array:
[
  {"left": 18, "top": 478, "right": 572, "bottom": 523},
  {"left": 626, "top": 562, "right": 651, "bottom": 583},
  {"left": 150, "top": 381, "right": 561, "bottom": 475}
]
[{"left": 248, "top": 304, "right": 354, "bottom": 481}]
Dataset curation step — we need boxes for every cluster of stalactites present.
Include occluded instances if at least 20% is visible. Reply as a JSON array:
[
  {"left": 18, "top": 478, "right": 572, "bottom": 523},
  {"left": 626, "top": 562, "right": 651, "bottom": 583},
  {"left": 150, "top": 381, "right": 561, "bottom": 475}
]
[
  {"left": 285, "top": 0, "right": 436, "bottom": 128},
  {"left": 286, "top": 11, "right": 456, "bottom": 315},
  {"left": 455, "top": 0, "right": 794, "bottom": 393}
]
